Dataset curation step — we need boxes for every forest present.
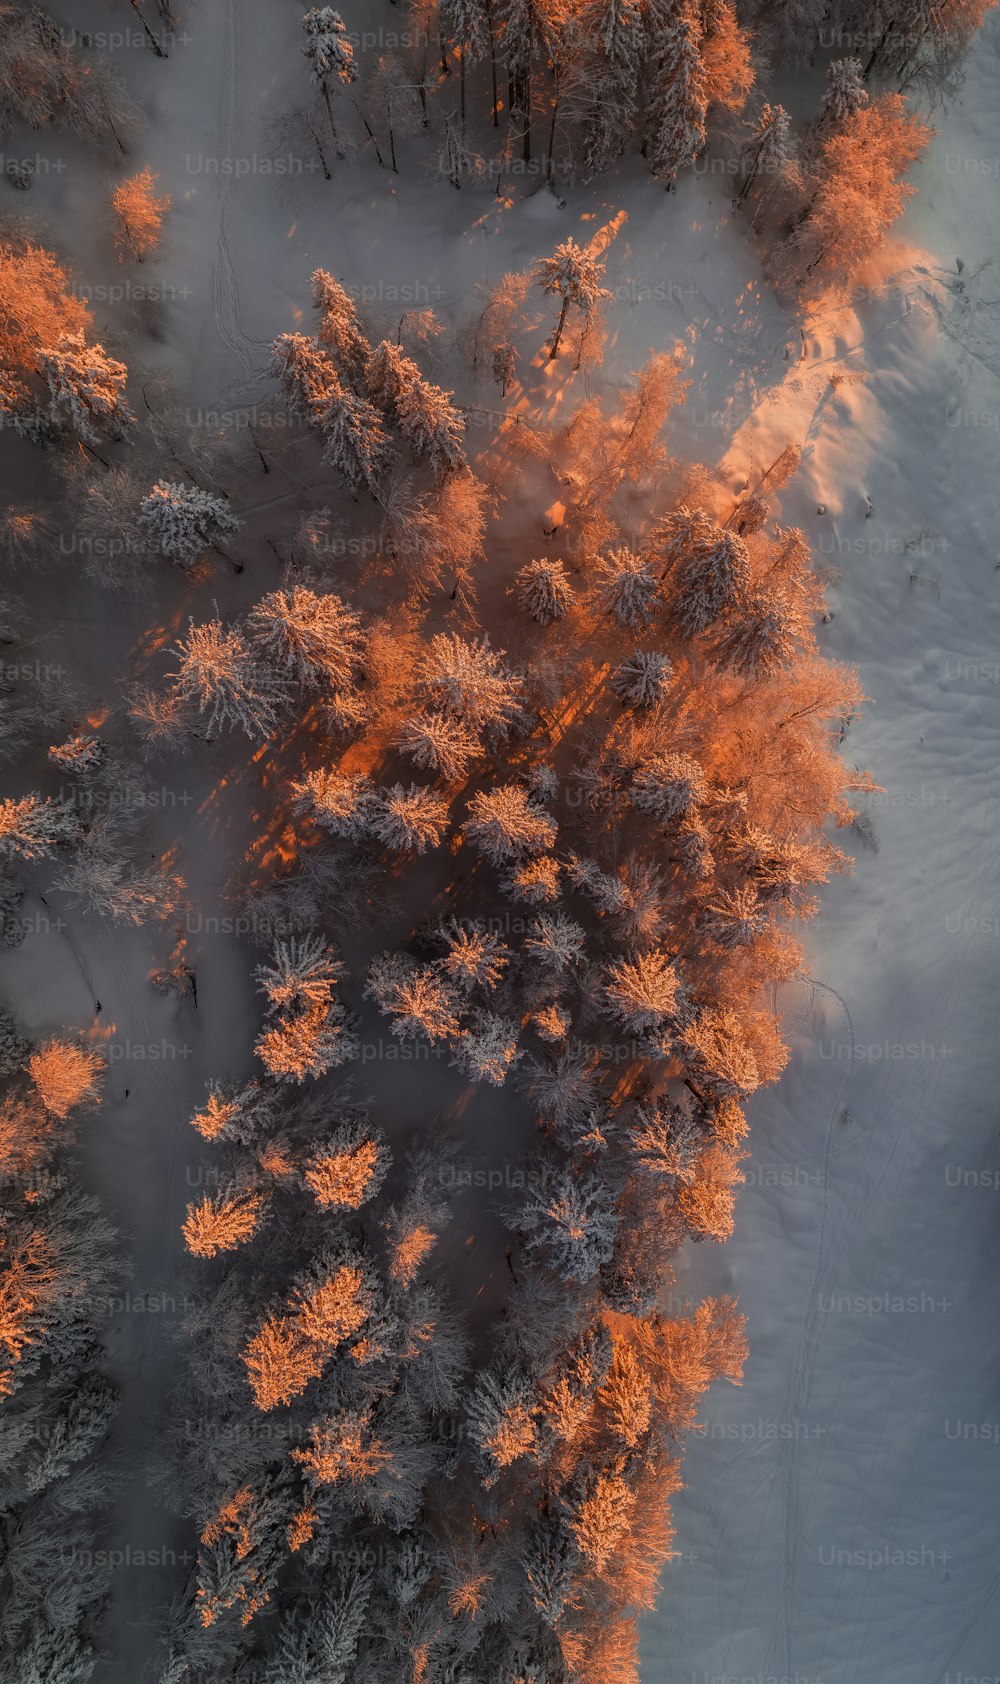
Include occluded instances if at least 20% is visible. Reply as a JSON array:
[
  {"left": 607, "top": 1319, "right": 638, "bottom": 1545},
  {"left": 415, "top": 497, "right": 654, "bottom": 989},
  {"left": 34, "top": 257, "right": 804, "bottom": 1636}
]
[{"left": 0, "top": 1, "right": 995, "bottom": 1681}]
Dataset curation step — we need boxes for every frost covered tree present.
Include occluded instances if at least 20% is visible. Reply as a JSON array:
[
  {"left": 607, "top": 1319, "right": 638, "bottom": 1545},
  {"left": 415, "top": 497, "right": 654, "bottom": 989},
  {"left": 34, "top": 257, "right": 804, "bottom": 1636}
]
[
  {"left": 311, "top": 267, "right": 370, "bottom": 384},
  {"left": 438, "top": 918, "right": 510, "bottom": 991},
  {"left": 517, "top": 1167, "right": 619, "bottom": 1283},
  {"left": 257, "top": 1571, "right": 371, "bottom": 1684},
  {"left": 302, "top": 1117, "right": 390, "bottom": 1210},
  {"left": 395, "top": 374, "right": 468, "bottom": 476},
  {"left": 110, "top": 168, "right": 170, "bottom": 261},
  {"left": 440, "top": 0, "right": 491, "bottom": 125},
  {"left": 594, "top": 548, "right": 659, "bottom": 628},
  {"left": 137, "top": 481, "right": 241, "bottom": 570},
  {"left": 533, "top": 239, "right": 612, "bottom": 361},
  {"left": 611, "top": 648, "right": 672, "bottom": 708},
  {"left": 604, "top": 949, "right": 683, "bottom": 1034},
  {"left": 437, "top": 109, "right": 485, "bottom": 187},
  {"left": 421, "top": 633, "right": 524, "bottom": 738},
  {"left": 183, "top": 1189, "right": 267, "bottom": 1258},
  {"left": 700, "top": 0, "right": 753, "bottom": 113},
  {"left": 292, "top": 767, "right": 377, "bottom": 839},
  {"left": 365, "top": 341, "right": 468, "bottom": 474},
  {"left": 702, "top": 883, "right": 768, "bottom": 947},
  {"left": 271, "top": 333, "right": 393, "bottom": 491},
  {"left": 365, "top": 954, "right": 461, "bottom": 1044},
  {"left": 320, "top": 376, "right": 396, "bottom": 493},
  {"left": 467, "top": 1366, "right": 539, "bottom": 1484},
  {"left": 38, "top": 334, "right": 134, "bottom": 449},
  {"left": 664, "top": 522, "right": 750, "bottom": 637},
  {"left": 514, "top": 557, "right": 576, "bottom": 624},
  {"left": 492, "top": 339, "right": 517, "bottom": 396},
  {"left": 170, "top": 617, "right": 285, "bottom": 739},
  {"left": 398, "top": 710, "right": 481, "bottom": 779},
  {"left": 736, "top": 101, "right": 798, "bottom": 205},
  {"left": 451, "top": 1010, "right": 522, "bottom": 1085},
  {"left": 303, "top": 6, "right": 356, "bottom": 155},
  {"left": 370, "top": 783, "right": 451, "bottom": 853},
  {"left": 572, "top": 0, "right": 645, "bottom": 180},
  {"left": 462, "top": 784, "right": 557, "bottom": 866},
  {"left": 820, "top": 57, "right": 868, "bottom": 127},
  {"left": 524, "top": 910, "right": 586, "bottom": 973},
  {"left": 647, "top": 0, "right": 708, "bottom": 186},
  {"left": 247, "top": 585, "right": 363, "bottom": 692},
  {"left": 0, "top": 794, "right": 80, "bottom": 861},
  {"left": 51, "top": 852, "right": 183, "bottom": 925},
  {"left": 630, "top": 752, "right": 707, "bottom": 821},
  {"left": 369, "top": 52, "right": 423, "bottom": 174},
  {"left": 255, "top": 934, "right": 344, "bottom": 1014},
  {"left": 256, "top": 998, "right": 358, "bottom": 1082},
  {"left": 779, "top": 94, "right": 931, "bottom": 298}
]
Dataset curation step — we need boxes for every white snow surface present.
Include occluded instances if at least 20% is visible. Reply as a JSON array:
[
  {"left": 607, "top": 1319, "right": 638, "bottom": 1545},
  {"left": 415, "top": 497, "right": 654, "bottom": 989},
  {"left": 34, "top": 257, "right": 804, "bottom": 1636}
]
[{"left": 2, "top": 3, "right": 1000, "bottom": 1680}]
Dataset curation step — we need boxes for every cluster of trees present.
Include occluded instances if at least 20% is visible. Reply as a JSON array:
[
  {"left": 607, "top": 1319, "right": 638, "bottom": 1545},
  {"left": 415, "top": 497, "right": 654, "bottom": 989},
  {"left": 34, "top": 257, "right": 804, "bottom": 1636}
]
[
  {"left": 127, "top": 250, "right": 880, "bottom": 1681},
  {"left": 0, "top": 1010, "right": 123, "bottom": 1684},
  {"left": 283, "top": 0, "right": 993, "bottom": 213}
]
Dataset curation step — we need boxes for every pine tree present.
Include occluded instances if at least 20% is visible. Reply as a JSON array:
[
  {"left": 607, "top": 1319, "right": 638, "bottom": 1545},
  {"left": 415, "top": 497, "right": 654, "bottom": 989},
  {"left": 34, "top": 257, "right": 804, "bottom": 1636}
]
[
  {"left": 303, "top": 6, "right": 357, "bottom": 157},
  {"left": 736, "top": 101, "right": 798, "bottom": 205},
  {"left": 573, "top": 0, "right": 644, "bottom": 180},
  {"left": 318, "top": 377, "right": 395, "bottom": 493},
  {"left": 137, "top": 481, "right": 241, "bottom": 570},
  {"left": 27, "top": 1038, "right": 103, "bottom": 1117},
  {"left": 48, "top": 735, "right": 106, "bottom": 776},
  {"left": 517, "top": 1167, "right": 619, "bottom": 1283},
  {"left": 365, "top": 953, "right": 461, "bottom": 1044},
  {"left": 395, "top": 373, "right": 468, "bottom": 475},
  {"left": 647, "top": 1, "right": 707, "bottom": 187},
  {"left": 492, "top": 339, "right": 518, "bottom": 396},
  {"left": 533, "top": 239, "right": 613, "bottom": 361},
  {"left": 462, "top": 785, "right": 557, "bottom": 866},
  {"left": 170, "top": 618, "right": 285, "bottom": 738},
  {"left": 451, "top": 1010, "right": 522, "bottom": 1086},
  {"left": 182, "top": 1190, "right": 267, "bottom": 1258},
  {"left": 302, "top": 1119, "right": 390, "bottom": 1210},
  {"left": 438, "top": 918, "right": 510, "bottom": 991},
  {"left": 604, "top": 950, "right": 682, "bottom": 1034},
  {"left": 310, "top": 267, "right": 370, "bottom": 384},
  {"left": 110, "top": 168, "right": 170, "bottom": 261},
  {"left": 699, "top": 0, "right": 753, "bottom": 114},
  {"left": 370, "top": 52, "right": 423, "bottom": 174},
  {"left": 255, "top": 1000, "right": 359, "bottom": 1082},
  {"left": 38, "top": 334, "right": 134, "bottom": 448},
  {"left": 820, "top": 57, "right": 869, "bottom": 126},
  {"left": 254, "top": 934, "right": 344, "bottom": 1014},
  {"left": 630, "top": 751, "right": 707, "bottom": 821},
  {"left": 781, "top": 94, "right": 931, "bottom": 298},
  {"left": 524, "top": 911, "right": 586, "bottom": 972},
  {"left": 258, "top": 1571, "right": 371, "bottom": 1684},
  {"left": 514, "top": 557, "right": 576, "bottom": 625},
  {"left": 702, "top": 883, "right": 768, "bottom": 947},
  {"left": 594, "top": 548, "right": 659, "bottom": 628},
  {"left": 0, "top": 794, "right": 80, "bottom": 861},
  {"left": 247, "top": 585, "right": 363, "bottom": 691},
  {"left": 370, "top": 783, "right": 451, "bottom": 853},
  {"left": 421, "top": 633, "right": 524, "bottom": 737},
  {"left": 292, "top": 767, "right": 377, "bottom": 839},
  {"left": 467, "top": 1366, "right": 539, "bottom": 1483},
  {"left": 665, "top": 524, "right": 750, "bottom": 637},
  {"left": 611, "top": 649, "right": 672, "bottom": 708},
  {"left": 398, "top": 710, "right": 481, "bottom": 779}
]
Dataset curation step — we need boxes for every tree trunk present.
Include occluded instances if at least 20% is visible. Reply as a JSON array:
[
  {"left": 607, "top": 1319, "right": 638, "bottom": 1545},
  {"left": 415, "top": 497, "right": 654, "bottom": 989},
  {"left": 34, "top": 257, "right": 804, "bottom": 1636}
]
[
  {"left": 864, "top": 16, "right": 896, "bottom": 78},
  {"left": 521, "top": 70, "right": 531, "bottom": 163},
  {"left": 351, "top": 98, "right": 385, "bottom": 167},
  {"left": 320, "top": 82, "right": 345, "bottom": 159},
  {"left": 545, "top": 73, "right": 559, "bottom": 181},
  {"left": 549, "top": 294, "right": 570, "bottom": 360},
  {"left": 460, "top": 48, "right": 466, "bottom": 130},
  {"left": 130, "top": 0, "right": 166, "bottom": 55},
  {"left": 485, "top": 0, "right": 499, "bottom": 126}
]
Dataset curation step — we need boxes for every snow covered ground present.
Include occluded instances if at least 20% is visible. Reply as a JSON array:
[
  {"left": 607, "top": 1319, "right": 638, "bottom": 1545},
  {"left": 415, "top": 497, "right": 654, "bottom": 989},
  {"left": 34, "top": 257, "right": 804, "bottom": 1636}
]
[{"left": 2, "top": 2, "right": 1000, "bottom": 1678}]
